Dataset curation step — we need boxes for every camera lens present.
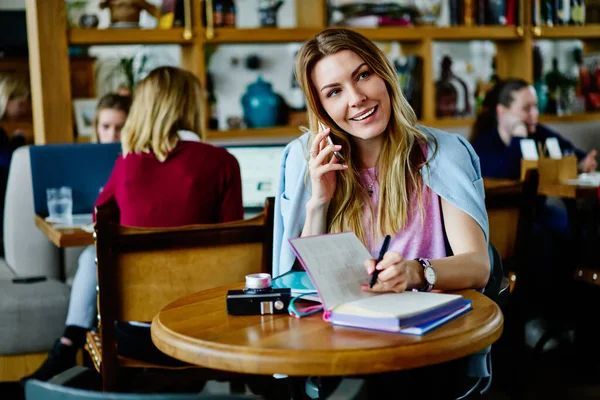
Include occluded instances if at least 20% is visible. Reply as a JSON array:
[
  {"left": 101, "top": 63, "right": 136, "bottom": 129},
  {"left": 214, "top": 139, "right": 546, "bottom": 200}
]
[{"left": 244, "top": 273, "right": 272, "bottom": 293}]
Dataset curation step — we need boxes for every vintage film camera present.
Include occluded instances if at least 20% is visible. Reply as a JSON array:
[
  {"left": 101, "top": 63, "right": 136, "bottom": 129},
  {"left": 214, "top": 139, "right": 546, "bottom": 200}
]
[{"left": 226, "top": 273, "right": 291, "bottom": 315}]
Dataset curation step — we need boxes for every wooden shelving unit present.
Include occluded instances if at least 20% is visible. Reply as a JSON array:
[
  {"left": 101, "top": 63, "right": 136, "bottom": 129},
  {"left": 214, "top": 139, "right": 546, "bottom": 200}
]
[
  {"left": 535, "top": 24, "right": 600, "bottom": 39},
  {"left": 539, "top": 112, "right": 600, "bottom": 123},
  {"left": 206, "top": 126, "right": 302, "bottom": 142},
  {"left": 25, "top": 0, "right": 600, "bottom": 144},
  {"left": 69, "top": 28, "right": 196, "bottom": 45}
]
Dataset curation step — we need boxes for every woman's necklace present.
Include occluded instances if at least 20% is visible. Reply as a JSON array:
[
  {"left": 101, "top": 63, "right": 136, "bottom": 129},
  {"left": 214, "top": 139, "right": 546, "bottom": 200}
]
[{"left": 365, "top": 169, "right": 378, "bottom": 197}]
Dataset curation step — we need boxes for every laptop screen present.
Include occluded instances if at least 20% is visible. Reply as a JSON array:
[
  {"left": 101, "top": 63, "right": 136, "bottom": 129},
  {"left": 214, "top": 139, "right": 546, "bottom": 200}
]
[{"left": 224, "top": 144, "right": 286, "bottom": 211}]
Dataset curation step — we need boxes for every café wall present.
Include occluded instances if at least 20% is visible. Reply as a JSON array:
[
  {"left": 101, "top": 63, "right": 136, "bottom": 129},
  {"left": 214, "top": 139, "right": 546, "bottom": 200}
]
[{"left": 4, "top": 0, "right": 597, "bottom": 151}]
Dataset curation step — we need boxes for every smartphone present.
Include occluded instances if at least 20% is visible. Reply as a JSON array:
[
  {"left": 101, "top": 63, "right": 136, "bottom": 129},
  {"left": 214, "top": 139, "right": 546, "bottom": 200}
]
[{"left": 319, "top": 122, "right": 346, "bottom": 164}]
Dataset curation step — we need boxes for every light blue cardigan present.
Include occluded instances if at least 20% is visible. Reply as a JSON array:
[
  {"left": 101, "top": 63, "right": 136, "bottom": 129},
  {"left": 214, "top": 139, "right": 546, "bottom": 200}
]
[
  {"left": 272, "top": 125, "right": 492, "bottom": 379},
  {"left": 273, "top": 125, "right": 489, "bottom": 277}
]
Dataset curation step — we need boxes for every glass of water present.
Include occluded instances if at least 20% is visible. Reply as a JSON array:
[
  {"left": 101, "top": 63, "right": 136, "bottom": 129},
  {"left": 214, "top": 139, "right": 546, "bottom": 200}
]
[{"left": 46, "top": 186, "right": 73, "bottom": 223}]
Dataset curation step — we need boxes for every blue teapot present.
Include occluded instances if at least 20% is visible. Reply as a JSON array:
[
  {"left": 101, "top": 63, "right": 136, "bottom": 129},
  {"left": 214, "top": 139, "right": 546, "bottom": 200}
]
[{"left": 241, "top": 76, "right": 281, "bottom": 128}]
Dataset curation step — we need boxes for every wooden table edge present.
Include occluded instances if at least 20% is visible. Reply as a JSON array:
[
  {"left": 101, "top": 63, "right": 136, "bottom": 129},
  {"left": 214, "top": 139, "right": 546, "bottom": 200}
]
[
  {"left": 151, "top": 294, "right": 504, "bottom": 376},
  {"left": 34, "top": 215, "right": 62, "bottom": 247},
  {"left": 34, "top": 214, "right": 95, "bottom": 248}
]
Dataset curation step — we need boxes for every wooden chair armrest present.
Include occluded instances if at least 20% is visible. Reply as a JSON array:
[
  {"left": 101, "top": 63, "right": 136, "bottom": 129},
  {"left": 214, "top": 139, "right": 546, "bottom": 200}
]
[{"left": 85, "top": 331, "right": 102, "bottom": 373}]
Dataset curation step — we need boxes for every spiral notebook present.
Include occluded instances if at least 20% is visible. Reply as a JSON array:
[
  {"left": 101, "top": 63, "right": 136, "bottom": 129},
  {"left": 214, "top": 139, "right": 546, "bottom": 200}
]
[{"left": 288, "top": 232, "right": 472, "bottom": 334}]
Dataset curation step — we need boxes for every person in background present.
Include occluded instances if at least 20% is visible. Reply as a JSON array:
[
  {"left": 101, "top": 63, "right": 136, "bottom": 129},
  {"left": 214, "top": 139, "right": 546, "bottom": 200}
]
[
  {"left": 20, "top": 92, "right": 131, "bottom": 384},
  {"left": 470, "top": 78, "right": 597, "bottom": 180},
  {"left": 0, "top": 73, "right": 30, "bottom": 179},
  {"left": 470, "top": 78, "right": 595, "bottom": 350},
  {"left": 22, "top": 66, "right": 243, "bottom": 383},
  {"left": 0, "top": 74, "right": 30, "bottom": 251},
  {"left": 91, "top": 93, "right": 131, "bottom": 143},
  {"left": 274, "top": 28, "right": 490, "bottom": 398}
]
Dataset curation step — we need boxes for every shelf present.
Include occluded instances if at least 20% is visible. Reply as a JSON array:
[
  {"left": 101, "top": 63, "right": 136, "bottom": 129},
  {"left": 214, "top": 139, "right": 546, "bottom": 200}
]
[
  {"left": 205, "top": 28, "right": 321, "bottom": 43},
  {"left": 535, "top": 25, "right": 600, "bottom": 39},
  {"left": 68, "top": 28, "right": 196, "bottom": 45},
  {"left": 539, "top": 112, "right": 600, "bottom": 123},
  {"left": 348, "top": 26, "right": 520, "bottom": 41},
  {"left": 202, "top": 25, "right": 521, "bottom": 44},
  {"left": 206, "top": 126, "right": 303, "bottom": 142},
  {"left": 425, "top": 26, "right": 521, "bottom": 41},
  {"left": 423, "top": 117, "right": 475, "bottom": 129}
]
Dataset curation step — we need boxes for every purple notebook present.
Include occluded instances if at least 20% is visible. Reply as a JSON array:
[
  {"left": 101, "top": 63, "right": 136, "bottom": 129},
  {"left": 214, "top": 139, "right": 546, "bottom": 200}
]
[{"left": 289, "top": 232, "right": 471, "bottom": 334}]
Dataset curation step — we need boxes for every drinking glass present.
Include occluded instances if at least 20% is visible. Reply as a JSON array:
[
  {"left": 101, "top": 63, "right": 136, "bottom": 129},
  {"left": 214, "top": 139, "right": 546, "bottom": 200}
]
[{"left": 46, "top": 186, "right": 73, "bottom": 222}]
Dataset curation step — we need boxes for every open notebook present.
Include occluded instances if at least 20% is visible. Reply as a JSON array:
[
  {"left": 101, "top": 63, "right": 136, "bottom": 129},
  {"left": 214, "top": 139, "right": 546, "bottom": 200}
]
[{"left": 288, "top": 232, "right": 472, "bottom": 334}]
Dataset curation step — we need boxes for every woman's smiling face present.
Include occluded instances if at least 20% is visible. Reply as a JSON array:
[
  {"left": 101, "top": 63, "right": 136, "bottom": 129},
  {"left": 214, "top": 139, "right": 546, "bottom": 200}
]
[{"left": 311, "top": 50, "right": 391, "bottom": 143}]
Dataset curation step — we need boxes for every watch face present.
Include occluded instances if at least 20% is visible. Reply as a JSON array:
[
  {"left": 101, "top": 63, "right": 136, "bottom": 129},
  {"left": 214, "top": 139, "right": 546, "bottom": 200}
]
[{"left": 425, "top": 267, "right": 437, "bottom": 285}]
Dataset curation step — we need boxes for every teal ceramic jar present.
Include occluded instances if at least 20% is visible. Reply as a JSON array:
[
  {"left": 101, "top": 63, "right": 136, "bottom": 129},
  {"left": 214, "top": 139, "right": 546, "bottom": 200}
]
[{"left": 241, "top": 77, "right": 281, "bottom": 128}]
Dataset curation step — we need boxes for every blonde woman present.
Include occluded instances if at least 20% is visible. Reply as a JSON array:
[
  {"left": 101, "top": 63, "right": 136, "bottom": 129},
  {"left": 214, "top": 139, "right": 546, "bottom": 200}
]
[
  {"left": 0, "top": 74, "right": 29, "bottom": 168},
  {"left": 0, "top": 74, "right": 29, "bottom": 247},
  {"left": 273, "top": 29, "right": 491, "bottom": 398},
  {"left": 23, "top": 66, "right": 243, "bottom": 384}
]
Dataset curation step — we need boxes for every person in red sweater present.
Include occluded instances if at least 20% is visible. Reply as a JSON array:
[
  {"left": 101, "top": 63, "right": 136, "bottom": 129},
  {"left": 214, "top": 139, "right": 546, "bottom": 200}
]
[
  {"left": 94, "top": 67, "right": 243, "bottom": 227},
  {"left": 22, "top": 66, "right": 243, "bottom": 384}
]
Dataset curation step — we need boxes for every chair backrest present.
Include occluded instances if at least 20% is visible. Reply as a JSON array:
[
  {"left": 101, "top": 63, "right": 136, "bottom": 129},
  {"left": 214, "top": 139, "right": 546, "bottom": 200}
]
[
  {"left": 29, "top": 142, "right": 121, "bottom": 216},
  {"left": 94, "top": 197, "right": 275, "bottom": 389},
  {"left": 26, "top": 377, "right": 255, "bottom": 400},
  {"left": 484, "top": 242, "right": 503, "bottom": 302},
  {"left": 485, "top": 169, "right": 539, "bottom": 291},
  {"left": 3, "top": 146, "right": 60, "bottom": 277}
]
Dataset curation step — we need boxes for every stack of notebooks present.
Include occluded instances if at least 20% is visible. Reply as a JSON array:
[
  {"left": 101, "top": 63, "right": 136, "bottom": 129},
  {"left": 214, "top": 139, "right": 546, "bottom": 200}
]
[{"left": 283, "top": 232, "right": 472, "bottom": 335}]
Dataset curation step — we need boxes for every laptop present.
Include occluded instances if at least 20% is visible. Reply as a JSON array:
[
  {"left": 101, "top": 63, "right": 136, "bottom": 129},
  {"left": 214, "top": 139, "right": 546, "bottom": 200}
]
[
  {"left": 223, "top": 144, "right": 287, "bottom": 219},
  {"left": 29, "top": 143, "right": 122, "bottom": 218}
]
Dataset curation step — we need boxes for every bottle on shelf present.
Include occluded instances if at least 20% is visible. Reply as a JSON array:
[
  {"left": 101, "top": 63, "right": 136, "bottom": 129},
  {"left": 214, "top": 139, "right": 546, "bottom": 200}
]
[
  {"left": 579, "top": 0, "right": 586, "bottom": 24},
  {"left": 288, "top": 53, "right": 306, "bottom": 112},
  {"left": 544, "top": 57, "right": 565, "bottom": 115},
  {"left": 533, "top": 45, "right": 549, "bottom": 114},
  {"left": 213, "top": 0, "right": 225, "bottom": 27},
  {"left": 206, "top": 73, "right": 219, "bottom": 130},
  {"left": 224, "top": 0, "right": 236, "bottom": 27},
  {"left": 560, "top": 0, "right": 571, "bottom": 24},
  {"left": 435, "top": 56, "right": 471, "bottom": 118}
]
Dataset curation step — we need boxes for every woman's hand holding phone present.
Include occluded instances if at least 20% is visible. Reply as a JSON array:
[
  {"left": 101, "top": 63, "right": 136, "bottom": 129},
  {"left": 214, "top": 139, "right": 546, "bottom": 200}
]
[{"left": 307, "top": 124, "right": 348, "bottom": 208}]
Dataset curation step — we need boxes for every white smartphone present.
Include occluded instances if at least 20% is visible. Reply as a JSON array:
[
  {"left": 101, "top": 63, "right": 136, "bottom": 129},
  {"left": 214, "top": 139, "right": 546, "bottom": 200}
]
[{"left": 319, "top": 122, "right": 346, "bottom": 163}]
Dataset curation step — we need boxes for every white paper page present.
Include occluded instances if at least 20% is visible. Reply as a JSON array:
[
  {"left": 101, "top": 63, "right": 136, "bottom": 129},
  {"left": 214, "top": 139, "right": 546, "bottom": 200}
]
[
  {"left": 520, "top": 139, "right": 539, "bottom": 161},
  {"left": 289, "top": 232, "right": 375, "bottom": 310},
  {"left": 336, "top": 291, "right": 463, "bottom": 318},
  {"left": 545, "top": 137, "right": 562, "bottom": 159}
]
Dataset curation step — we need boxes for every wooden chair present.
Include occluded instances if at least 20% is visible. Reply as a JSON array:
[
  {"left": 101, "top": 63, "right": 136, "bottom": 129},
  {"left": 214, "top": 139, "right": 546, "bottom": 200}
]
[
  {"left": 485, "top": 169, "right": 539, "bottom": 297},
  {"left": 25, "top": 366, "right": 258, "bottom": 400},
  {"left": 25, "top": 366, "right": 364, "bottom": 400},
  {"left": 86, "top": 198, "right": 275, "bottom": 392}
]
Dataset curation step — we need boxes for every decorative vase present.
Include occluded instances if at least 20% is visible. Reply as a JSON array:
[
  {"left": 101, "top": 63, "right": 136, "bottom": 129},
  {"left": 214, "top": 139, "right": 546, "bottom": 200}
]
[
  {"left": 411, "top": 0, "right": 442, "bottom": 25},
  {"left": 241, "top": 76, "right": 281, "bottom": 128}
]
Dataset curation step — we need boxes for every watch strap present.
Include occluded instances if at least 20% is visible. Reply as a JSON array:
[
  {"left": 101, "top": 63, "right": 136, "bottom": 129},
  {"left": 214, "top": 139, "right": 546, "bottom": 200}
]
[{"left": 415, "top": 258, "right": 434, "bottom": 292}]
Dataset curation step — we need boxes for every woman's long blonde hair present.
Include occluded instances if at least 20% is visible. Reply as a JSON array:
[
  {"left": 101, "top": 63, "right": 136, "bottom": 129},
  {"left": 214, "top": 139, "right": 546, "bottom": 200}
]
[
  {"left": 0, "top": 74, "right": 29, "bottom": 120},
  {"left": 121, "top": 66, "right": 205, "bottom": 162},
  {"left": 295, "top": 28, "right": 435, "bottom": 244}
]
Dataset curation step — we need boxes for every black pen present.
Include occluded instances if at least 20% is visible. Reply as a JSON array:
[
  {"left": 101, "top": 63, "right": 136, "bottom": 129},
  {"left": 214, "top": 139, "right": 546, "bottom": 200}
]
[{"left": 369, "top": 235, "right": 391, "bottom": 288}]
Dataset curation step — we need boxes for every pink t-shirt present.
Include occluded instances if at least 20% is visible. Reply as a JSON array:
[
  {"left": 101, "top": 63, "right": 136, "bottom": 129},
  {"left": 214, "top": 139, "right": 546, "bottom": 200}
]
[{"left": 361, "top": 167, "right": 447, "bottom": 260}]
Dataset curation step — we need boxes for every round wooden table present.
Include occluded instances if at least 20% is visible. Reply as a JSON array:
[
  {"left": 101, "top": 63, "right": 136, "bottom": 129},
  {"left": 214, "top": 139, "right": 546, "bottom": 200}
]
[{"left": 151, "top": 283, "right": 503, "bottom": 377}]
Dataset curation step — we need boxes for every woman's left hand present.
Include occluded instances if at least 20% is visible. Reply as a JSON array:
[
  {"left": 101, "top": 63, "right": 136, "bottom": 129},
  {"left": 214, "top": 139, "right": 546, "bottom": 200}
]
[{"left": 362, "top": 251, "right": 414, "bottom": 293}]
